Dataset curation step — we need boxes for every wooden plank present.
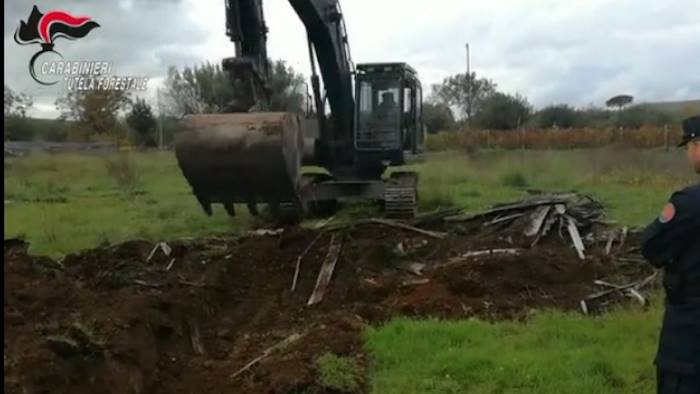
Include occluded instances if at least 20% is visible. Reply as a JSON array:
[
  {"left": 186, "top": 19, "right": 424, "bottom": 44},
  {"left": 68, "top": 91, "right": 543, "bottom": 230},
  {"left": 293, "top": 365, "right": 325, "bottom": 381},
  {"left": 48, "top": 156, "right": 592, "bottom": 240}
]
[
  {"left": 230, "top": 333, "right": 303, "bottom": 379},
  {"left": 319, "top": 218, "right": 447, "bottom": 239},
  {"left": 585, "top": 273, "right": 657, "bottom": 301},
  {"left": 580, "top": 300, "right": 589, "bottom": 315},
  {"left": 565, "top": 216, "right": 586, "bottom": 260},
  {"left": 396, "top": 262, "right": 426, "bottom": 276},
  {"left": 291, "top": 232, "right": 324, "bottom": 292},
  {"left": 523, "top": 205, "right": 551, "bottom": 237},
  {"left": 627, "top": 288, "right": 647, "bottom": 306},
  {"left": 483, "top": 212, "right": 525, "bottom": 226},
  {"left": 412, "top": 207, "right": 464, "bottom": 225},
  {"left": 369, "top": 218, "right": 447, "bottom": 239},
  {"left": 460, "top": 249, "right": 522, "bottom": 259},
  {"left": 435, "top": 249, "right": 523, "bottom": 269},
  {"left": 307, "top": 233, "right": 343, "bottom": 306},
  {"left": 445, "top": 194, "right": 576, "bottom": 222},
  {"left": 146, "top": 242, "right": 172, "bottom": 262},
  {"left": 188, "top": 321, "right": 205, "bottom": 355},
  {"left": 531, "top": 213, "right": 558, "bottom": 247},
  {"left": 401, "top": 278, "right": 430, "bottom": 287},
  {"left": 554, "top": 203, "right": 567, "bottom": 215},
  {"left": 605, "top": 232, "right": 616, "bottom": 255},
  {"left": 616, "top": 226, "right": 629, "bottom": 253},
  {"left": 132, "top": 279, "right": 160, "bottom": 288}
]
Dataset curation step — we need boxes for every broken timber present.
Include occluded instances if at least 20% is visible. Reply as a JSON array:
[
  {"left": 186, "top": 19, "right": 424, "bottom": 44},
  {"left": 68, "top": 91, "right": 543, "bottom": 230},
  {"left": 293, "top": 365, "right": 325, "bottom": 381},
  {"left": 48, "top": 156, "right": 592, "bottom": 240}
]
[
  {"left": 291, "top": 232, "right": 324, "bottom": 292},
  {"left": 307, "top": 233, "right": 343, "bottom": 306},
  {"left": 523, "top": 205, "right": 551, "bottom": 237},
  {"left": 321, "top": 218, "right": 447, "bottom": 239},
  {"left": 230, "top": 333, "right": 303, "bottom": 379},
  {"left": 188, "top": 321, "right": 205, "bottom": 355},
  {"left": 445, "top": 193, "right": 579, "bottom": 222},
  {"left": 585, "top": 272, "right": 658, "bottom": 302},
  {"left": 435, "top": 248, "right": 523, "bottom": 269},
  {"left": 565, "top": 215, "right": 586, "bottom": 260},
  {"left": 368, "top": 218, "right": 447, "bottom": 239}
]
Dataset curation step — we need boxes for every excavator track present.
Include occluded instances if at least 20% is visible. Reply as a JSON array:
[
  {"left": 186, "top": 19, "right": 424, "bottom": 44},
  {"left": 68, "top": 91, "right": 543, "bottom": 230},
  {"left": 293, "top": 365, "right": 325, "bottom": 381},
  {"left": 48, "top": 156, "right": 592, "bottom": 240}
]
[{"left": 384, "top": 172, "right": 418, "bottom": 219}]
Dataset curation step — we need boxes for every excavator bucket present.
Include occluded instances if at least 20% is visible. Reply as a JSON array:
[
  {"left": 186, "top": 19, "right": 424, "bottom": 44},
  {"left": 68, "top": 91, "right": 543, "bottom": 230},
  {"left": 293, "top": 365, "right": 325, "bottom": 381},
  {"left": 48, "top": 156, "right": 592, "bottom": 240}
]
[{"left": 174, "top": 112, "right": 305, "bottom": 216}]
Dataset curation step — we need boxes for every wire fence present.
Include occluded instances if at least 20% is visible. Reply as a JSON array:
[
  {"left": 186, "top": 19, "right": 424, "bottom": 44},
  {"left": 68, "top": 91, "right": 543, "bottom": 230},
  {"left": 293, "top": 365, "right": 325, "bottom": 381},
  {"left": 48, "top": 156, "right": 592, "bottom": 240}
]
[
  {"left": 425, "top": 125, "right": 684, "bottom": 151},
  {"left": 4, "top": 141, "right": 119, "bottom": 156}
]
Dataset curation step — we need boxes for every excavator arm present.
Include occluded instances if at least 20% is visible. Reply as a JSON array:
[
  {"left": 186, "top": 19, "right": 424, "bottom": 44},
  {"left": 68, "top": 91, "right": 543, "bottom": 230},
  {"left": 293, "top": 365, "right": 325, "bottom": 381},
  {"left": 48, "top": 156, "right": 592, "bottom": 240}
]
[
  {"left": 224, "top": 0, "right": 355, "bottom": 164},
  {"left": 223, "top": 0, "right": 271, "bottom": 111},
  {"left": 288, "top": 0, "right": 355, "bottom": 163}
]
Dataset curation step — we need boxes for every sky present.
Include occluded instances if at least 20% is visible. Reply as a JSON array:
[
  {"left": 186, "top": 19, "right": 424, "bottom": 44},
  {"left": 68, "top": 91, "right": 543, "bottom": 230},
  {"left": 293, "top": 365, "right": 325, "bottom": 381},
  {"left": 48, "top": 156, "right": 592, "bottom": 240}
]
[{"left": 4, "top": 0, "right": 700, "bottom": 118}]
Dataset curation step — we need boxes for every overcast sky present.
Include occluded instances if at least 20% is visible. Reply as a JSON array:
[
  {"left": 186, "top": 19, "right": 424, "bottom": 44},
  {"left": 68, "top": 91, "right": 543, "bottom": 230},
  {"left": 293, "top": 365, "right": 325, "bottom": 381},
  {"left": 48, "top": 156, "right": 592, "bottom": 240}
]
[{"left": 4, "top": 0, "right": 700, "bottom": 118}]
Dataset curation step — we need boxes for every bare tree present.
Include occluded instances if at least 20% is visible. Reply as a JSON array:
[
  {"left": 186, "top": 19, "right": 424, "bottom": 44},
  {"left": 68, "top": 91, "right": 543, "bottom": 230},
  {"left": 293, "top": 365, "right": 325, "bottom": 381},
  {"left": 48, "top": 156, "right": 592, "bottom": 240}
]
[{"left": 4, "top": 85, "right": 33, "bottom": 118}]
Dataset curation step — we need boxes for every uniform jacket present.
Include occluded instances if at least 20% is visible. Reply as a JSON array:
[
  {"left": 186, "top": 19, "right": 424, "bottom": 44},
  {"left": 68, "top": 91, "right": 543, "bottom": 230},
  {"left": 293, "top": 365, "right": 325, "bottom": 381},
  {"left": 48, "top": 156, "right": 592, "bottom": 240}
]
[{"left": 642, "top": 183, "right": 700, "bottom": 374}]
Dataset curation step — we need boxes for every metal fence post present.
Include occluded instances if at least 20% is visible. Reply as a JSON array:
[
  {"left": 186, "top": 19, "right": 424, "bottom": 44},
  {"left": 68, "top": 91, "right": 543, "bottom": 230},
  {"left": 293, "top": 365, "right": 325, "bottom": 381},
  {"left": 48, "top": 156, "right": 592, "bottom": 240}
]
[{"left": 618, "top": 127, "right": 623, "bottom": 147}]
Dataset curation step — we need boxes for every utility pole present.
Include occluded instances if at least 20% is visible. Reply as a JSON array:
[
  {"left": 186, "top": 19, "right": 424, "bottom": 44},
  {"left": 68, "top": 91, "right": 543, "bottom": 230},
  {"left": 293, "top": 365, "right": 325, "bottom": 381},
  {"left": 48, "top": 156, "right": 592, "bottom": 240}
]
[
  {"left": 466, "top": 42, "right": 471, "bottom": 126},
  {"left": 466, "top": 43, "right": 470, "bottom": 76}
]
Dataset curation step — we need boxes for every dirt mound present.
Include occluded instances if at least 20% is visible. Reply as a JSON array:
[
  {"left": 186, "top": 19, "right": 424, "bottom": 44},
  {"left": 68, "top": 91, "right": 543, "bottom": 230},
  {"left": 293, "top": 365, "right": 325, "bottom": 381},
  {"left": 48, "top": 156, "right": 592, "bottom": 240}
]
[{"left": 4, "top": 218, "right": 654, "bottom": 394}]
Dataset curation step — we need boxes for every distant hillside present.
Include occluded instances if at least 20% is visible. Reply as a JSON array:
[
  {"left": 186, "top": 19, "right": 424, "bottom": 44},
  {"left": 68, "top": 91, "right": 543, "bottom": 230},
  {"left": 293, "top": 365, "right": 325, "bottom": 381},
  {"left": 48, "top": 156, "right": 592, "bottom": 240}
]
[{"left": 637, "top": 100, "right": 700, "bottom": 116}]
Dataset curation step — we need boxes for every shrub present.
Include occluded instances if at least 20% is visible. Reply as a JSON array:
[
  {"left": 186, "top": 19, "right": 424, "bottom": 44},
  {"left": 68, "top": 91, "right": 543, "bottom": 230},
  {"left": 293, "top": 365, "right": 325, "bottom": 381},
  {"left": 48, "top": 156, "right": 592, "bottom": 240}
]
[
  {"left": 423, "top": 102, "right": 456, "bottom": 133},
  {"left": 536, "top": 105, "right": 578, "bottom": 128},
  {"left": 476, "top": 93, "right": 532, "bottom": 130},
  {"left": 501, "top": 171, "right": 529, "bottom": 188},
  {"left": 316, "top": 353, "right": 362, "bottom": 392},
  {"left": 104, "top": 154, "right": 141, "bottom": 199}
]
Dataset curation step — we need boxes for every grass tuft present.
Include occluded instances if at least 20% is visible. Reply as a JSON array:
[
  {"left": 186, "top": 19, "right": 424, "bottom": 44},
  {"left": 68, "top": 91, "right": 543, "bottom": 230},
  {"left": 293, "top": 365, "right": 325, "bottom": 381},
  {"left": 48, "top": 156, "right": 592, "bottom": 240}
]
[
  {"left": 316, "top": 353, "right": 362, "bottom": 393},
  {"left": 104, "top": 153, "right": 142, "bottom": 200},
  {"left": 500, "top": 170, "right": 530, "bottom": 188}
]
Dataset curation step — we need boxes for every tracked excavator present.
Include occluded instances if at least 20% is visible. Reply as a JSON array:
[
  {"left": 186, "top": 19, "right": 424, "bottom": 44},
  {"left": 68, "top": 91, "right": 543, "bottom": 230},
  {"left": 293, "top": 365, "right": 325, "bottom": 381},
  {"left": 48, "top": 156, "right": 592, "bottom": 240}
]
[{"left": 175, "top": 0, "right": 425, "bottom": 220}]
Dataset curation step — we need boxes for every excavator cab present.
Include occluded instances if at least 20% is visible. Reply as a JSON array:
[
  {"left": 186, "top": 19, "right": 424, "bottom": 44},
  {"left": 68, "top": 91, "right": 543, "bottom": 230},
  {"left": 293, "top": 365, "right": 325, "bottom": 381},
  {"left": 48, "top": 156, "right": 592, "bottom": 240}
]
[{"left": 354, "top": 63, "right": 424, "bottom": 166}]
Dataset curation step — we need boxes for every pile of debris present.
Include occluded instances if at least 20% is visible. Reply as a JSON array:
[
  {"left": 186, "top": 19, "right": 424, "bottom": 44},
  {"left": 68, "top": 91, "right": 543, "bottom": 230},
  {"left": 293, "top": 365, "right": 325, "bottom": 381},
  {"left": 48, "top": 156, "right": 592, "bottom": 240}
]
[
  {"left": 279, "top": 192, "right": 656, "bottom": 315},
  {"left": 427, "top": 192, "right": 657, "bottom": 312},
  {"left": 443, "top": 192, "right": 607, "bottom": 258}
]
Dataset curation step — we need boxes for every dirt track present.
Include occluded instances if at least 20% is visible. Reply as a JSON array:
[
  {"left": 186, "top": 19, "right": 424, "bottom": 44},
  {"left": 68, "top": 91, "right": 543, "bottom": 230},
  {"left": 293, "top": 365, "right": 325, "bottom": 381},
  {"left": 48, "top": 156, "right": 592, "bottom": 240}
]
[{"left": 4, "top": 220, "right": 653, "bottom": 393}]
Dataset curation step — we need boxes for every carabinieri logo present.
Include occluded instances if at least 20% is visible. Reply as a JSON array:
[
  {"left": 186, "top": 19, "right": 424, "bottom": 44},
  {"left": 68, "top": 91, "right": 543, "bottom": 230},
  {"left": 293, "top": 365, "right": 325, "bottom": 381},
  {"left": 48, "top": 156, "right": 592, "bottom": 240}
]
[{"left": 14, "top": 5, "right": 100, "bottom": 85}]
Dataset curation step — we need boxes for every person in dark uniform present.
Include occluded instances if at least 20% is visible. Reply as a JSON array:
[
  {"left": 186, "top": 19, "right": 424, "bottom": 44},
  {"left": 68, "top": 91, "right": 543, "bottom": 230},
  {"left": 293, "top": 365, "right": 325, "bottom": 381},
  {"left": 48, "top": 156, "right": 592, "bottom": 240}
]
[{"left": 642, "top": 115, "right": 700, "bottom": 394}]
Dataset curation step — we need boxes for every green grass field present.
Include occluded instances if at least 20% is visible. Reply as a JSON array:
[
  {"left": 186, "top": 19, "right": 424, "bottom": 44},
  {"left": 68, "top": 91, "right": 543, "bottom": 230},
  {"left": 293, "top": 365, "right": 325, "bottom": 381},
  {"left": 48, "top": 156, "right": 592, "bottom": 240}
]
[
  {"left": 366, "top": 305, "right": 661, "bottom": 394},
  {"left": 4, "top": 151, "right": 249, "bottom": 256},
  {"left": 4, "top": 148, "right": 695, "bottom": 393},
  {"left": 5, "top": 148, "right": 693, "bottom": 256}
]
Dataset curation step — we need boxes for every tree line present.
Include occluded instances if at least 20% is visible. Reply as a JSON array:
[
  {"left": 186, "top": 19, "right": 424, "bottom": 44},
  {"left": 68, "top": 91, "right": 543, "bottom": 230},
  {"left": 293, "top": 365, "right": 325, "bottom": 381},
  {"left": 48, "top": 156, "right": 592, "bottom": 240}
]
[
  {"left": 423, "top": 73, "right": 689, "bottom": 133},
  {"left": 3, "top": 60, "right": 306, "bottom": 145},
  {"left": 4, "top": 64, "right": 693, "bottom": 143}
]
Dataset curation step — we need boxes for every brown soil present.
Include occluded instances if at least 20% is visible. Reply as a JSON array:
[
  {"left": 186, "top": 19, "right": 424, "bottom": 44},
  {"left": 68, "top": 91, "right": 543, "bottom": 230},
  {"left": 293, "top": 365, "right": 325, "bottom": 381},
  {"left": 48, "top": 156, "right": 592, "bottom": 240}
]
[{"left": 4, "top": 222, "right": 653, "bottom": 394}]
